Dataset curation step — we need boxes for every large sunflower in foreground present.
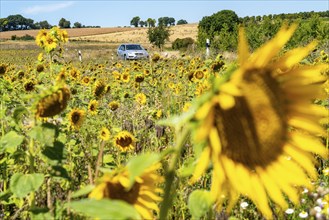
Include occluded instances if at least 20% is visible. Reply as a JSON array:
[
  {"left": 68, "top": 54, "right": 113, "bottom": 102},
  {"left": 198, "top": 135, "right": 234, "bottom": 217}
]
[
  {"left": 190, "top": 24, "right": 328, "bottom": 218},
  {"left": 89, "top": 163, "right": 163, "bottom": 219}
]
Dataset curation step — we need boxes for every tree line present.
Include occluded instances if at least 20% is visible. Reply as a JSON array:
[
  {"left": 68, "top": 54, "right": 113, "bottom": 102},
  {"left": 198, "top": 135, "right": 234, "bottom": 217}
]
[
  {"left": 0, "top": 14, "right": 99, "bottom": 31},
  {"left": 197, "top": 10, "right": 329, "bottom": 52},
  {"left": 130, "top": 16, "right": 188, "bottom": 27}
]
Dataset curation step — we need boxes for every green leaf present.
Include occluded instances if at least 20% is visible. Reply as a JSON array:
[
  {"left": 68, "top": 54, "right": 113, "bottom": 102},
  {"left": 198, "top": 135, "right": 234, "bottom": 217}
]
[
  {"left": 0, "top": 131, "right": 24, "bottom": 154},
  {"left": 103, "top": 154, "right": 114, "bottom": 164},
  {"left": 188, "top": 190, "right": 214, "bottom": 220},
  {"left": 29, "top": 123, "right": 58, "bottom": 146},
  {"left": 42, "top": 141, "right": 65, "bottom": 162},
  {"left": 68, "top": 199, "right": 141, "bottom": 220},
  {"left": 50, "top": 165, "right": 70, "bottom": 180},
  {"left": 12, "top": 106, "right": 28, "bottom": 124},
  {"left": 10, "top": 173, "right": 44, "bottom": 198},
  {"left": 71, "top": 185, "right": 95, "bottom": 198},
  {"left": 178, "top": 157, "right": 196, "bottom": 178},
  {"left": 126, "top": 153, "right": 160, "bottom": 188}
]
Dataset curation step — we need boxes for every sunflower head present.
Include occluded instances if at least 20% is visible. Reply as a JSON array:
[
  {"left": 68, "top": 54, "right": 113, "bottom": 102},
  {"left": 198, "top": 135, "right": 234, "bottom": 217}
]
[
  {"left": 93, "top": 80, "right": 106, "bottom": 98},
  {"left": 0, "top": 63, "right": 7, "bottom": 75},
  {"left": 36, "top": 64, "right": 45, "bottom": 73},
  {"left": 24, "top": 80, "right": 36, "bottom": 92},
  {"left": 108, "top": 101, "right": 120, "bottom": 111},
  {"left": 68, "top": 109, "right": 85, "bottom": 130},
  {"left": 100, "top": 127, "right": 111, "bottom": 141},
  {"left": 36, "top": 86, "right": 70, "bottom": 118},
  {"left": 190, "top": 24, "right": 328, "bottom": 218},
  {"left": 81, "top": 76, "right": 91, "bottom": 85},
  {"left": 121, "top": 72, "right": 130, "bottom": 83},
  {"left": 69, "top": 67, "right": 80, "bottom": 80},
  {"left": 135, "top": 74, "right": 144, "bottom": 83},
  {"left": 135, "top": 93, "right": 147, "bottom": 105},
  {"left": 89, "top": 163, "right": 163, "bottom": 219},
  {"left": 88, "top": 100, "right": 98, "bottom": 115},
  {"left": 114, "top": 131, "right": 136, "bottom": 152}
]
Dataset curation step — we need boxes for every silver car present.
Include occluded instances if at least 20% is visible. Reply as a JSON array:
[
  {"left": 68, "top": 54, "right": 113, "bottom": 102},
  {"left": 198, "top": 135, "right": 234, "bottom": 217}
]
[{"left": 117, "top": 43, "right": 149, "bottom": 60}]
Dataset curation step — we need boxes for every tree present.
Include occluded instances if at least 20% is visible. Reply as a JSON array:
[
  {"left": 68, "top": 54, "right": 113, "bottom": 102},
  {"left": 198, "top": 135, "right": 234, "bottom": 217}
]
[
  {"left": 147, "top": 18, "right": 156, "bottom": 27},
  {"left": 38, "top": 20, "right": 51, "bottom": 29},
  {"left": 177, "top": 19, "right": 188, "bottom": 25},
  {"left": 197, "top": 10, "right": 240, "bottom": 48},
  {"left": 130, "top": 16, "right": 140, "bottom": 27},
  {"left": 0, "top": 18, "right": 8, "bottom": 31},
  {"left": 147, "top": 25, "right": 170, "bottom": 50},
  {"left": 73, "top": 22, "right": 82, "bottom": 28},
  {"left": 59, "top": 18, "right": 70, "bottom": 28},
  {"left": 168, "top": 17, "right": 175, "bottom": 26},
  {"left": 139, "top": 20, "right": 146, "bottom": 27}
]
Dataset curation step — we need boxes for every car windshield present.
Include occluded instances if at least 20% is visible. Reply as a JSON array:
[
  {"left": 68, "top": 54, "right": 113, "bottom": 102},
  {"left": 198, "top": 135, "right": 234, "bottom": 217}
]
[{"left": 126, "top": 44, "right": 143, "bottom": 50}]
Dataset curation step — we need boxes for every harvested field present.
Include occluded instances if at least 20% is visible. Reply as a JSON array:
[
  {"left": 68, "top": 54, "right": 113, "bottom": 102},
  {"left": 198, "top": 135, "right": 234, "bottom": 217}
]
[
  {"left": 70, "top": 23, "right": 198, "bottom": 45},
  {"left": 0, "top": 27, "right": 140, "bottom": 40}
]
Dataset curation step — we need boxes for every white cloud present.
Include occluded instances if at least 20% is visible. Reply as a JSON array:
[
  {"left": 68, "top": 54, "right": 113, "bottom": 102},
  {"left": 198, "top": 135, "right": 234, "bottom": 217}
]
[{"left": 23, "top": 2, "right": 75, "bottom": 15}]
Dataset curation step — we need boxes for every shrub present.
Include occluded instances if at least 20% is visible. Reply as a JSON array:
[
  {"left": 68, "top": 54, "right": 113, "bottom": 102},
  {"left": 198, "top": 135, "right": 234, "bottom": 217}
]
[{"left": 172, "top": 37, "right": 194, "bottom": 51}]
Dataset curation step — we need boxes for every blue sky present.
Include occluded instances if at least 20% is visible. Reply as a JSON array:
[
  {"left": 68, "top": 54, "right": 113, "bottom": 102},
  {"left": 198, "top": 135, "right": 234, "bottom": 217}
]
[{"left": 1, "top": 1, "right": 328, "bottom": 27}]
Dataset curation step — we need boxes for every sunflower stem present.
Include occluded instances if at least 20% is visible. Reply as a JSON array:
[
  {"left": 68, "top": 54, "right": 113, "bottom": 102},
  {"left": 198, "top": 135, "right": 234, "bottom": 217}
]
[
  {"left": 160, "top": 128, "right": 189, "bottom": 220},
  {"left": 94, "top": 141, "right": 105, "bottom": 179}
]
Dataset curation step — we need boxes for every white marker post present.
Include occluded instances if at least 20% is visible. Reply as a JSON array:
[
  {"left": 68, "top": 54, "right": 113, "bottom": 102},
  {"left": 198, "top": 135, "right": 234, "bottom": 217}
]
[
  {"left": 206, "top": 38, "right": 210, "bottom": 58},
  {"left": 78, "top": 50, "right": 82, "bottom": 62}
]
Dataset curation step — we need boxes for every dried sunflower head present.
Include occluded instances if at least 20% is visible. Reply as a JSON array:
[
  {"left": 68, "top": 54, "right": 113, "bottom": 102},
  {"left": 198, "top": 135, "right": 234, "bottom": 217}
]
[{"left": 36, "top": 86, "right": 70, "bottom": 118}]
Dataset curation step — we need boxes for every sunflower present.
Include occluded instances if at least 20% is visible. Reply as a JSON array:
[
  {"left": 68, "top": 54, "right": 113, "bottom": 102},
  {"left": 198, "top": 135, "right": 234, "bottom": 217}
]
[
  {"left": 24, "top": 80, "right": 35, "bottom": 92},
  {"left": 99, "top": 127, "right": 110, "bottom": 141},
  {"left": 193, "top": 69, "right": 205, "bottom": 80},
  {"left": 121, "top": 72, "right": 130, "bottom": 83},
  {"left": 36, "top": 64, "right": 45, "bottom": 73},
  {"left": 89, "top": 163, "right": 163, "bottom": 219},
  {"left": 44, "top": 34, "right": 58, "bottom": 53},
  {"left": 108, "top": 101, "right": 120, "bottom": 111},
  {"left": 88, "top": 100, "right": 98, "bottom": 115},
  {"left": 35, "top": 29, "right": 48, "bottom": 47},
  {"left": 69, "top": 67, "right": 80, "bottom": 80},
  {"left": 114, "top": 131, "right": 136, "bottom": 152},
  {"left": 56, "top": 69, "right": 66, "bottom": 82},
  {"left": 135, "top": 74, "right": 144, "bottom": 83},
  {"left": 68, "top": 109, "right": 85, "bottom": 130},
  {"left": 135, "top": 93, "right": 147, "bottom": 105},
  {"left": 0, "top": 63, "right": 7, "bottom": 75},
  {"left": 189, "top": 24, "right": 328, "bottom": 218},
  {"left": 93, "top": 80, "right": 106, "bottom": 98},
  {"left": 36, "top": 86, "right": 70, "bottom": 117},
  {"left": 81, "top": 76, "right": 91, "bottom": 85}
]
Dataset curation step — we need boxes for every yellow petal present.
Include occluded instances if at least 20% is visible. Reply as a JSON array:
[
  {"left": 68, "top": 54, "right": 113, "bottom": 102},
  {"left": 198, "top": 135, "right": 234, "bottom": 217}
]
[
  {"left": 238, "top": 27, "right": 250, "bottom": 66},
  {"left": 267, "top": 162, "right": 299, "bottom": 204},
  {"left": 250, "top": 174, "right": 272, "bottom": 218},
  {"left": 189, "top": 147, "right": 211, "bottom": 184},
  {"left": 288, "top": 116, "right": 325, "bottom": 136},
  {"left": 220, "top": 82, "right": 242, "bottom": 96},
  {"left": 134, "top": 204, "right": 152, "bottom": 219},
  {"left": 257, "top": 167, "right": 288, "bottom": 210},
  {"left": 284, "top": 144, "right": 317, "bottom": 179},
  {"left": 290, "top": 132, "right": 327, "bottom": 157},
  {"left": 273, "top": 41, "right": 317, "bottom": 70},
  {"left": 209, "top": 127, "right": 222, "bottom": 155},
  {"left": 218, "top": 93, "right": 235, "bottom": 110},
  {"left": 137, "top": 197, "right": 160, "bottom": 212},
  {"left": 250, "top": 24, "right": 297, "bottom": 68}
]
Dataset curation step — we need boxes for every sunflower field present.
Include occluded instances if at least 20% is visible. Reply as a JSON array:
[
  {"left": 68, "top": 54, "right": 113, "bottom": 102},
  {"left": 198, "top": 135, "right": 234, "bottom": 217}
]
[{"left": 0, "top": 25, "right": 328, "bottom": 220}]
